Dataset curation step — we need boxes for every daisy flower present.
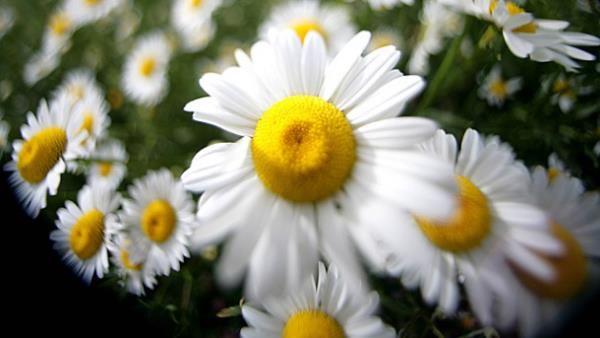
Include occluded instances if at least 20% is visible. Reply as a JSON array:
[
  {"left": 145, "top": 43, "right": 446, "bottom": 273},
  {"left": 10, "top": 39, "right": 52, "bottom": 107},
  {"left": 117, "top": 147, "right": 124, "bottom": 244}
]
[
  {"left": 176, "top": 17, "right": 216, "bottom": 53},
  {"left": 121, "top": 31, "right": 172, "bottom": 106},
  {"left": 42, "top": 7, "right": 77, "bottom": 55},
  {"left": 365, "top": 0, "right": 414, "bottom": 11},
  {"left": 547, "top": 152, "right": 569, "bottom": 181},
  {"left": 259, "top": 0, "right": 356, "bottom": 54},
  {"left": 439, "top": 0, "right": 600, "bottom": 71},
  {"left": 120, "top": 169, "right": 194, "bottom": 276},
  {"left": 50, "top": 184, "right": 121, "bottom": 283},
  {"left": 64, "top": 0, "right": 123, "bottom": 25},
  {"left": 182, "top": 30, "right": 457, "bottom": 301},
  {"left": 108, "top": 232, "right": 158, "bottom": 296},
  {"left": 551, "top": 74, "right": 577, "bottom": 113},
  {"left": 0, "top": 5, "right": 15, "bottom": 40},
  {"left": 478, "top": 65, "right": 522, "bottom": 106},
  {"left": 0, "top": 115, "right": 9, "bottom": 156},
  {"left": 70, "top": 90, "right": 110, "bottom": 154},
  {"left": 171, "top": 0, "right": 221, "bottom": 52},
  {"left": 241, "top": 262, "right": 396, "bottom": 338},
  {"left": 353, "top": 129, "right": 561, "bottom": 324},
  {"left": 4, "top": 94, "right": 88, "bottom": 217},
  {"left": 54, "top": 68, "right": 104, "bottom": 105},
  {"left": 23, "top": 50, "right": 60, "bottom": 86},
  {"left": 86, "top": 139, "right": 128, "bottom": 189}
]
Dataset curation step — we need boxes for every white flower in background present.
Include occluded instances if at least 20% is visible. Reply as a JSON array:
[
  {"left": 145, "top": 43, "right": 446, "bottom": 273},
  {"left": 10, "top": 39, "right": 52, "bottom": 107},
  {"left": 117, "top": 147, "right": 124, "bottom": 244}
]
[
  {"left": 119, "top": 169, "right": 195, "bottom": 276},
  {"left": 71, "top": 90, "right": 110, "bottom": 154},
  {"left": 259, "top": 0, "right": 356, "bottom": 54},
  {"left": 176, "top": 17, "right": 216, "bottom": 53},
  {"left": 365, "top": 0, "right": 415, "bottom": 10},
  {"left": 23, "top": 50, "right": 61, "bottom": 86},
  {"left": 498, "top": 167, "right": 600, "bottom": 336},
  {"left": 478, "top": 65, "right": 522, "bottom": 106},
  {"left": 87, "top": 139, "right": 128, "bottom": 189},
  {"left": 42, "top": 7, "right": 77, "bottom": 55},
  {"left": 54, "top": 68, "right": 104, "bottom": 105},
  {"left": 550, "top": 74, "right": 577, "bottom": 113},
  {"left": 108, "top": 232, "right": 158, "bottom": 296},
  {"left": 408, "top": 0, "right": 463, "bottom": 75},
  {"left": 171, "top": 0, "right": 221, "bottom": 52},
  {"left": 4, "top": 94, "right": 88, "bottom": 217},
  {"left": 353, "top": 129, "right": 561, "bottom": 324},
  {"left": 50, "top": 184, "right": 121, "bottom": 283},
  {"left": 64, "top": 0, "right": 123, "bottom": 25},
  {"left": 182, "top": 30, "right": 457, "bottom": 301},
  {"left": 0, "top": 113, "right": 9, "bottom": 155},
  {"left": 547, "top": 152, "right": 569, "bottom": 181},
  {"left": 369, "top": 28, "right": 403, "bottom": 52},
  {"left": 122, "top": 31, "right": 172, "bottom": 106},
  {"left": 439, "top": 0, "right": 600, "bottom": 71},
  {"left": 0, "top": 5, "right": 15, "bottom": 40},
  {"left": 241, "top": 262, "right": 396, "bottom": 338}
]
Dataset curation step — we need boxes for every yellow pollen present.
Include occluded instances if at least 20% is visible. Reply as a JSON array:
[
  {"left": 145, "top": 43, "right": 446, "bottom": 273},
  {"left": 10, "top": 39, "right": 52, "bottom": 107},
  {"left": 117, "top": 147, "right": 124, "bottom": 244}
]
[
  {"left": 141, "top": 199, "right": 177, "bottom": 243},
  {"left": 69, "top": 209, "right": 105, "bottom": 260},
  {"left": 289, "top": 19, "right": 327, "bottom": 43},
  {"left": 512, "top": 223, "right": 587, "bottom": 300},
  {"left": 415, "top": 176, "right": 492, "bottom": 253},
  {"left": 98, "top": 162, "right": 113, "bottom": 177},
  {"left": 489, "top": 0, "right": 537, "bottom": 33},
  {"left": 84, "top": 0, "right": 101, "bottom": 5},
  {"left": 77, "top": 113, "right": 95, "bottom": 144},
  {"left": 252, "top": 96, "right": 356, "bottom": 203},
  {"left": 547, "top": 167, "right": 561, "bottom": 182},
  {"left": 283, "top": 310, "right": 345, "bottom": 338},
  {"left": 489, "top": 79, "right": 508, "bottom": 98},
  {"left": 189, "top": 0, "right": 203, "bottom": 8},
  {"left": 49, "top": 13, "right": 71, "bottom": 36},
  {"left": 120, "top": 249, "right": 142, "bottom": 271},
  {"left": 139, "top": 57, "right": 157, "bottom": 77},
  {"left": 17, "top": 127, "right": 67, "bottom": 184}
]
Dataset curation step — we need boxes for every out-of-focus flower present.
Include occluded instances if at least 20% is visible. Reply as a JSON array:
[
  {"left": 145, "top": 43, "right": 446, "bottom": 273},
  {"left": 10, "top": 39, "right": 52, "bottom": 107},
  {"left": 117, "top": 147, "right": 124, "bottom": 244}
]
[
  {"left": 87, "top": 139, "right": 128, "bottom": 189},
  {"left": 108, "top": 232, "right": 158, "bottom": 296},
  {"left": 369, "top": 28, "right": 403, "bottom": 52},
  {"left": 259, "top": 0, "right": 356, "bottom": 54},
  {"left": 23, "top": 50, "right": 61, "bottom": 86},
  {"left": 50, "top": 184, "right": 121, "bottom": 283},
  {"left": 0, "top": 113, "right": 9, "bottom": 156},
  {"left": 439, "top": 0, "right": 600, "bottom": 71},
  {"left": 71, "top": 90, "right": 110, "bottom": 154},
  {"left": 182, "top": 30, "right": 457, "bottom": 301},
  {"left": 365, "top": 0, "right": 415, "bottom": 10},
  {"left": 54, "top": 69, "right": 105, "bottom": 105},
  {"left": 547, "top": 152, "right": 569, "bottom": 180},
  {"left": 241, "top": 263, "right": 396, "bottom": 338},
  {"left": 550, "top": 74, "right": 577, "bottom": 113},
  {"left": 171, "top": 0, "right": 221, "bottom": 52},
  {"left": 42, "top": 7, "right": 78, "bottom": 55},
  {"left": 0, "top": 5, "right": 15, "bottom": 40},
  {"left": 478, "top": 65, "right": 522, "bottom": 106},
  {"left": 121, "top": 31, "right": 172, "bottom": 106},
  {"left": 64, "top": 0, "right": 124, "bottom": 25}
]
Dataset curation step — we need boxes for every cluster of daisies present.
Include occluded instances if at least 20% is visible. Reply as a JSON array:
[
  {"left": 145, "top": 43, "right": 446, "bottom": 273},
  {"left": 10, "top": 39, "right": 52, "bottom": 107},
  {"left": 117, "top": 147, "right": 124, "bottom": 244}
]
[{"left": 1, "top": 0, "right": 600, "bottom": 337}]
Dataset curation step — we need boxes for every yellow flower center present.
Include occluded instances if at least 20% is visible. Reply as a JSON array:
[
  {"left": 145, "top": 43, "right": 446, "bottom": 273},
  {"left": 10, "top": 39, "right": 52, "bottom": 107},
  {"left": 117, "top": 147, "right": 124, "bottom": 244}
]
[
  {"left": 489, "top": 78, "right": 508, "bottom": 99},
  {"left": 289, "top": 19, "right": 327, "bottom": 43},
  {"left": 69, "top": 209, "right": 105, "bottom": 260},
  {"left": 189, "top": 0, "right": 203, "bottom": 8},
  {"left": 547, "top": 167, "right": 562, "bottom": 183},
  {"left": 371, "top": 33, "right": 395, "bottom": 50},
  {"left": 17, "top": 127, "right": 67, "bottom": 184},
  {"left": 84, "top": 0, "right": 102, "bottom": 6},
  {"left": 98, "top": 162, "right": 113, "bottom": 177},
  {"left": 141, "top": 199, "right": 177, "bottom": 243},
  {"left": 120, "top": 249, "right": 143, "bottom": 271},
  {"left": 49, "top": 13, "right": 71, "bottom": 36},
  {"left": 139, "top": 57, "right": 157, "bottom": 77},
  {"left": 512, "top": 223, "right": 588, "bottom": 300},
  {"left": 283, "top": 310, "right": 345, "bottom": 338},
  {"left": 415, "top": 176, "right": 492, "bottom": 253},
  {"left": 252, "top": 96, "right": 356, "bottom": 203},
  {"left": 77, "top": 113, "right": 94, "bottom": 145},
  {"left": 489, "top": 0, "right": 537, "bottom": 33},
  {"left": 67, "top": 84, "right": 85, "bottom": 101}
]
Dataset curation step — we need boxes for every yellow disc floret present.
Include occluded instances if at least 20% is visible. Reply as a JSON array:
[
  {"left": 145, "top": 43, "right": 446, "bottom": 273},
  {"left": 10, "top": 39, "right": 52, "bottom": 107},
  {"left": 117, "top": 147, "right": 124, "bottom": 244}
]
[
  {"left": 49, "top": 13, "right": 71, "bottom": 36},
  {"left": 189, "top": 0, "right": 203, "bottom": 8},
  {"left": 289, "top": 19, "right": 327, "bottom": 43},
  {"left": 98, "top": 162, "right": 113, "bottom": 177},
  {"left": 139, "top": 57, "right": 157, "bottom": 77},
  {"left": 489, "top": 0, "right": 537, "bottom": 33},
  {"left": 252, "top": 95, "right": 356, "bottom": 203},
  {"left": 489, "top": 79, "right": 508, "bottom": 99},
  {"left": 283, "top": 310, "right": 345, "bottom": 338},
  {"left": 17, "top": 126, "right": 68, "bottom": 184},
  {"left": 69, "top": 208, "right": 105, "bottom": 260},
  {"left": 141, "top": 199, "right": 177, "bottom": 243},
  {"left": 120, "top": 249, "right": 143, "bottom": 271},
  {"left": 512, "top": 222, "right": 587, "bottom": 300},
  {"left": 415, "top": 176, "right": 492, "bottom": 253}
]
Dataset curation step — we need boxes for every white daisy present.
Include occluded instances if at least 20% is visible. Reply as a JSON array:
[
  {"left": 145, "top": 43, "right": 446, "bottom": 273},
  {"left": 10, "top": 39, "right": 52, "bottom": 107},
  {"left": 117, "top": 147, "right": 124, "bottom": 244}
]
[
  {"left": 171, "top": 0, "right": 221, "bottom": 52},
  {"left": 478, "top": 65, "right": 522, "bottom": 106},
  {"left": 54, "top": 68, "right": 104, "bottom": 106},
  {"left": 23, "top": 49, "right": 60, "bottom": 87},
  {"left": 182, "top": 30, "right": 457, "bottom": 301},
  {"left": 551, "top": 74, "right": 577, "bottom": 113},
  {"left": 121, "top": 31, "right": 172, "bottom": 106},
  {"left": 120, "top": 169, "right": 194, "bottom": 276},
  {"left": 259, "top": 0, "right": 356, "bottom": 54},
  {"left": 86, "top": 139, "right": 128, "bottom": 189},
  {"left": 439, "top": 0, "right": 600, "bottom": 71},
  {"left": 176, "top": 16, "right": 216, "bottom": 53},
  {"left": 0, "top": 116, "right": 9, "bottom": 156},
  {"left": 0, "top": 5, "right": 15, "bottom": 40},
  {"left": 352, "top": 129, "right": 561, "bottom": 325},
  {"left": 108, "top": 232, "right": 158, "bottom": 296},
  {"left": 50, "top": 184, "right": 121, "bottom": 283},
  {"left": 69, "top": 90, "right": 110, "bottom": 155},
  {"left": 64, "top": 0, "right": 123, "bottom": 25},
  {"left": 366, "top": 0, "right": 415, "bottom": 11},
  {"left": 546, "top": 152, "right": 569, "bottom": 181},
  {"left": 4, "top": 94, "right": 88, "bottom": 217},
  {"left": 241, "top": 262, "right": 396, "bottom": 338},
  {"left": 42, "top": 7, "right": 77, "bottom": 55}
]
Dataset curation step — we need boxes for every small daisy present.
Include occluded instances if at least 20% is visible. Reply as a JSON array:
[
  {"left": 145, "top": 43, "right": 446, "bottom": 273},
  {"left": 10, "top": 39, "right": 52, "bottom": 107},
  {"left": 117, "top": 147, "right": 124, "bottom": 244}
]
[
  {"left": 70, "top": 90, "right": 110, "bottom": 154},
  {"left": 121, "top": 31, "right": 172, "bottom": 106},
  {"left": 171, "top": 0, "right": 221, "bottom": 52},
  {"left": 50, "top": 184, "right": 121, "bottom": 283},
  {"left": 182, "top": 30, "right": 457, "bottom": 301},
  {"left": 0, "top": 5, "right": 15, "bottom": 40},
  {"left": 4, "top": 94, "right": 88, "bottom": 217},
  {"left": 108, "top": 232, "right": 158, "bottom": 296},
  {"left": 87, "top": 139, "right": 128, "bottom": 189},
  {"left": 546, "top": 152, "right": 569, "bottom": 181},
  {"left": 241, "top": 262, "right": 396, "bottom": 338},
  {"left": 478, "top": 65, "right": 522, "bottom": 106},
  {"left": 120, "top": 169, "right": 194, "bottom": 276},
  {"left": 54, "top": 68, "right": 104, "bottom": 105},
  {"left": 176, "top": 17, "right": 216, "bottom": 53},
  {"left": 353, "top": 129, "right": 561, "bottom": 324},
  {"left": 439, "top": 0, "right": 600, "bottom": 71},
  {"left": 0, "top": 114, "right": 9, "bottom": 156},
  {"left": 42, "top": 7, "right": 77, "bottom": 55},
  {"left": 259, "top": 0, "right": 356, "bottom": 54},
  {"left": 366, "top": 0, "right": 414, "bottom": 11},
  {"left": 64, "top": 0, "right": 123, "bottom": 25},
  {"left": 23, "top": 50, "right": 61, "bottom": 87},
  {"left": 551, "top": 74, "right": 577, "bottom": 113}
]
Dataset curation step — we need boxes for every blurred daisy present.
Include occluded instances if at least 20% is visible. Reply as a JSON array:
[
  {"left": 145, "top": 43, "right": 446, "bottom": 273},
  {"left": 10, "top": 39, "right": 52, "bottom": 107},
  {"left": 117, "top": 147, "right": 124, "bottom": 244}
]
[
  {"left": 369, "top": 28, "right": 403, "bottom": 52},
  {"left": 259, "top": 0, "right": 356, "bottom": 54},
  {"left": 71, "top": 90, "right": 110, "bottom": 153},
  {"left": 0, "top": 6, "right": 15, "bottom": 40},
  {"left": 500, "top": 167, "right": 600, "bottom": 336},
  {"left": 551, "top": 74, "right": 577, "bottom": 113},
  {"left": 42, "top": 7, "right": 77, "bottom": 54},
  {"left": 478, "top": 65, "right": 522, "bottom": 106},
  {"left": 241, "top": 262, "right": 396, "bottom": 338},
  {"left": 23, "top": 50, "right": 60, "bottom": 86},
  {"left": 183, "top": 30, "right": 457, "bottom": 301},
  {"left": 354, "top": 129, "right": 560, "bottom": 324},
  {"left": 64, "top": 0, "right": 123, "bottom": 25},
  {"left": 171, "top": 0, "right": 221, "bottom": 52},
  {"left": 547, "top": 152, "right": 569, "bottom": 181},
  {"left": 176, "top": 17, "right": 216, "bottom": 53},
  {"left": 4, "top": 94, "right": 88, "bottom": 217},
  {"left": 50, "top": 184, "right": 121, "bottom": 283},
  {"left": 54, "top": 68, "right": 104, "bottom": 105},
  {"left": 108, "top": 232, "right": 158, "bottom": 296},
  {"left": 440, "top": 0, "right": 600, "bottom": 71},
  {"left": 87, "top": 139, "right": 128, "bottom": 189},
  {"left": 120, "top": 169, "right": 194, "bottom": 276},
  {"left": 365, "top": 0, "right": 415, "bottom": 10},
  {"left": 408, "top": 0, "right": 463, "bottom": 75},
  {"left": 122, "top": 31, "right": 172, "bottom": 106},
  {"left": 0, "top": 115, "right": 9, "bottom": 156}
]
